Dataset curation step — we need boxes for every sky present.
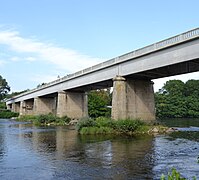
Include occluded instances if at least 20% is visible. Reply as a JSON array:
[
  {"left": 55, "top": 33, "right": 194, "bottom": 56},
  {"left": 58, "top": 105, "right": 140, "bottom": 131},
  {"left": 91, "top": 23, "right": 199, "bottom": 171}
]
[{"left": 0, "top": 0, "right": 198, "bottom": 92}]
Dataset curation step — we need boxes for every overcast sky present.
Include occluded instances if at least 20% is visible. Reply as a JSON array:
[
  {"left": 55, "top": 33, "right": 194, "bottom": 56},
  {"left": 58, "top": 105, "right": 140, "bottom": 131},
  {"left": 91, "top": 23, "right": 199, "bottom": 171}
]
[{"left": 0, "top": 0, "right": 198, "bottom": 92}]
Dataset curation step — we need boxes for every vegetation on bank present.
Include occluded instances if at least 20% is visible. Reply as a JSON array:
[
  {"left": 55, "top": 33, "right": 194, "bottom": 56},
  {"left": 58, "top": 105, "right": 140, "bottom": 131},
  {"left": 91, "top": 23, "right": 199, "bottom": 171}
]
[
  {"left": 0, "top": 109, "right": 19, "bottom": 118},
  {"left": 76, "top": 117, "right": 169, "bottom": 135},
  {"left": 17, "top": 114, "right": 71, "bottom": 126}
]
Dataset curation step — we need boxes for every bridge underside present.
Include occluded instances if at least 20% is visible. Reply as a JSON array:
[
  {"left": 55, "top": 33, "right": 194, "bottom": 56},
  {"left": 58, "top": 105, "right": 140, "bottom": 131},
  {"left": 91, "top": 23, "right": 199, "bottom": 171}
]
[{"left": 127, "top": 58, "right": 199, "bottom": 80}]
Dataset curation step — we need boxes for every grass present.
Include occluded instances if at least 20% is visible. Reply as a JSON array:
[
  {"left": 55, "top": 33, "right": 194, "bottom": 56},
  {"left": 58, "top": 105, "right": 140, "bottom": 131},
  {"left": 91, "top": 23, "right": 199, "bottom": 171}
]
[
  {"left": 76, "top": 117, "right": 159, "bottom": 135},
  {"left": 0, "top": 109, "right": 19, "bottom": 118},
  {"left": 17, "top": 113, "right": 71, "bottom": 126}
]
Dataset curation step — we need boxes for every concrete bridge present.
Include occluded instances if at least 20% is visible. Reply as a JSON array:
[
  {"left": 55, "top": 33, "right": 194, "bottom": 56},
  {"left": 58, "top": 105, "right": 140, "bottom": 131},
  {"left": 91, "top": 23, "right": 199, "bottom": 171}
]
[{"left": 6, "top": 28, "right": 199, "bottom": 121}]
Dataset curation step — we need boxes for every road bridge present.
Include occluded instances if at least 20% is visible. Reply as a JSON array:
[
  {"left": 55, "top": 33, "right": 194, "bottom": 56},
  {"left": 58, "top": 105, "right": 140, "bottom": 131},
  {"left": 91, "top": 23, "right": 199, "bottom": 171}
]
[{"left": 6, "top": 28, "right": 199, "bottom": 121}]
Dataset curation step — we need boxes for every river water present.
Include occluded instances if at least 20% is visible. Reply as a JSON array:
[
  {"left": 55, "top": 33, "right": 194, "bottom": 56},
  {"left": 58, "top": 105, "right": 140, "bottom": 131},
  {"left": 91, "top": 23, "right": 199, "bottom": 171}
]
[{"left": 0, "top": 118, "right": 198, "bottom": 180}]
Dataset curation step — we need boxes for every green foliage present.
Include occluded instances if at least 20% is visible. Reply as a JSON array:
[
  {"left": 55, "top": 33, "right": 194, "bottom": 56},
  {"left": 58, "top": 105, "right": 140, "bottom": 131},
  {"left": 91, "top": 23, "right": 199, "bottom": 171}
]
[
  {"left": 0, "top": 109, "right": 19, "bottom": 118},
  {"left": 18, "top": 115, "right": 37, "bottom": 121},
  {"left": 95, "top": 117, "right": 114, "bottom": 127},
  {"left": 77, "top": 117, "right": 145, "bottom": 135},
  {"left": 0, "top": 75, "right": 10, "bottom": 100},
  {"left": 0, "top": 101, "right": 6, "bottom": 109},
  {"left": 80, "top": 126, "right": 114, "bottom": 135},
  {"left": 17, "top": 114, "right": 70, "bottom": 126},
  {"left": 160, "top": 168, "right": 196, "bottom": 180},
  {"left": 113, "top": 119, "right": 145, "bottom": 133},
  {"left": 76, "top": 117, "right": 96, "bottom": 131},
  {"left": 88, "top": 89, "right": 111, "bottom": 118},
  {"left": 155, "top": 80, "right": 199, "bottom": 118},
  {"left": 56, "top": 116, "right": 71, "bottom": 125}
]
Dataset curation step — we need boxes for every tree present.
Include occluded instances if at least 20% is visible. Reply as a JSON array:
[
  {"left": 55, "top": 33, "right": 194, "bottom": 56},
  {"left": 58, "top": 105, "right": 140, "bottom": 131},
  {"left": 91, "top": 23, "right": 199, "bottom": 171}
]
[
  {"left": 88, "top": 89, "right": 112, "bottom": 118},
  {"left": 155, "top": 79, "right": 199, "bottom": 118},
  {"left": 0, "top": 75, "right": 10, "bottom": 100}
]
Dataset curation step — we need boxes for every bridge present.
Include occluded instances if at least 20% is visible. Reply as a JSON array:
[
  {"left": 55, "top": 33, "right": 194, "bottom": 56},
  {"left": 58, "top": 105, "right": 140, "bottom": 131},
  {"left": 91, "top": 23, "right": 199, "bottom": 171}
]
[{"left": 6, "top": 28, "right": 199, "bottom": 121}]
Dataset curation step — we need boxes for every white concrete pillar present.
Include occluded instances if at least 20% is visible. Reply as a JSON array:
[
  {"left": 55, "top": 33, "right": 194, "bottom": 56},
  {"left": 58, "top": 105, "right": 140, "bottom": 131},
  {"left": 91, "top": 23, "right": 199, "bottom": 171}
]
[
  {"left": 111, "top": 76, "right": 127, "bottom": 120},
  {"left": 112, "top": 76, "right": 155, "bottom": 121},
  {"left": 56, "top": 91, "right": 88, "bottom": 119},
  {"left": 19, "top": 101, "right": 26, "bottom": 116},
  {"left": 33, "top": 97, "right": 56, "bottom": 115},
  {"left": 56, "top": 91, "right": 67, "bottom": 117}
]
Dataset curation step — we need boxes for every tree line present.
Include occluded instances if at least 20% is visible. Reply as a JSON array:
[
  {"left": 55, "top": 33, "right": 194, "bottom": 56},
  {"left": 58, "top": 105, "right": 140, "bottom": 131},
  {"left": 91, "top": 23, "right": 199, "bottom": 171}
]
[
  {"left": 155, "top": 79, "right": 199, "bottom": 118},
  {"left": 1, "top": 74, "right": 199, "bottom": 119}
]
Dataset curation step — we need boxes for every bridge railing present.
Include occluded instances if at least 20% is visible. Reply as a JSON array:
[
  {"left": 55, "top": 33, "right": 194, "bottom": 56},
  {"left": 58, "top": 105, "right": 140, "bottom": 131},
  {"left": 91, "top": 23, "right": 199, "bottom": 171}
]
[{"left": 8, "top": 28, "right": 199, "bottom": 100}]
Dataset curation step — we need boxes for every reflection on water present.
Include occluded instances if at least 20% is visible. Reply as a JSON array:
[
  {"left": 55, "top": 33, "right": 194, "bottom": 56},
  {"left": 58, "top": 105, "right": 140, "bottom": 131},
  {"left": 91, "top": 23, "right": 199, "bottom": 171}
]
[{"left": 0, "top": 118, "right": 198, "bottom": 179}]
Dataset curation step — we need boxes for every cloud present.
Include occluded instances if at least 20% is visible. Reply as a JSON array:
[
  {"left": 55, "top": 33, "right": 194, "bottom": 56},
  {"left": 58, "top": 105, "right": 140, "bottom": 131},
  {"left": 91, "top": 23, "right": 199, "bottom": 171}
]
[
  {"left": 0, "top": 60, "right": 6, "bottom": 66},
  {"left": 0, "top": 29, "right": 103, "bottom": 72}
]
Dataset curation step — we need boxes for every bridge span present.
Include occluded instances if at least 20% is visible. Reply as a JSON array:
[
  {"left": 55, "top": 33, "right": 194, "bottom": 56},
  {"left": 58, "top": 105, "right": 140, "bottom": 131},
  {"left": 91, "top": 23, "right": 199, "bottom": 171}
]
[{"left": 6, "top": 28, "right": 199, "bottom": 121}]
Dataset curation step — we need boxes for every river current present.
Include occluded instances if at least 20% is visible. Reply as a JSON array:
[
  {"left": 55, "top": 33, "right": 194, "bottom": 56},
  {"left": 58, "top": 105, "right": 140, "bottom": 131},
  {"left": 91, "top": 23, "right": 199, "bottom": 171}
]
[{"left": 0, "top": 118, "right": 198, "bottom": 180}]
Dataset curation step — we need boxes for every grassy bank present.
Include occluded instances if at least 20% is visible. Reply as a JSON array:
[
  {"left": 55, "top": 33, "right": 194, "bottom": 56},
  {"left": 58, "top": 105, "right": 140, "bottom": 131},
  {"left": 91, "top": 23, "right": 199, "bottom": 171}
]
[
  {"left": 17, "top": 114, "right": 70, "bottom": 126},
  {"left": 76, "top": 117, "right": 169, "bottom": 136}
]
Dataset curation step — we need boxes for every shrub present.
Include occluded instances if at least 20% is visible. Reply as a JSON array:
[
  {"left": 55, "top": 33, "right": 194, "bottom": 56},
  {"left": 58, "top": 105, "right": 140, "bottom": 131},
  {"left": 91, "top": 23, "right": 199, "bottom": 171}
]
[
  {"left": 113, "top": 119, "right": 145, "bottom": 133},
  {"left": 56, "top": 116, "right": 71, "bottom": 125},
  {"left": 76, "top": 117, "right": 96, "bottom": 132},
  {"left": 160, "top": 168, "right": 196, "bottom": 180},
  {"left": 35, "top": 114, "right": 57, "bottom": 124},
  {"left": 95, "top": 117, "right": 114, "bottom": 127},
  {"left": 0, "top": 110, "right": 19, "bottom": 118}
]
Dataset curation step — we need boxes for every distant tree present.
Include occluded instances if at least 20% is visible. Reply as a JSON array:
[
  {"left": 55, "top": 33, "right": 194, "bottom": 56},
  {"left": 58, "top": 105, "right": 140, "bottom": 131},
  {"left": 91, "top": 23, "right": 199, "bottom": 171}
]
[
  {"left": 0, "top": 75, "right": 10, "bottom": 100},
  {"left": 155, "top": 79, "right": 199, "bottom": 118},
  {"left": 88, "top": 89, "right": 112, "bottom": 118},
  {"left": 5, "top": 89, "right": 29, "bottom": 99},
  {"left": 37, "top": 83, "right": 47, "bottom": 88}
]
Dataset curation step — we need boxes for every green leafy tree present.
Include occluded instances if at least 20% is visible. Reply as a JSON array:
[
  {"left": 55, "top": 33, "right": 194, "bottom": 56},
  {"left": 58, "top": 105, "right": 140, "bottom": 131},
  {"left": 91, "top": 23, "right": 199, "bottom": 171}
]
[
  {"left": 0, "top": 75, "right": 10, "bottom": 100},
  {"left": 88, "top": 89, "right": 111, "bottom": 118},
  {"left": 155, "top": 79, "right": 199, "bottom": 118}
]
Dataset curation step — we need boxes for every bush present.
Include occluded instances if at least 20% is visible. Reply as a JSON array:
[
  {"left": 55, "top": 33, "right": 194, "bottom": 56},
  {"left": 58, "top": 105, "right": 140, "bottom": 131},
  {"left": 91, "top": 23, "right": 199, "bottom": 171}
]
[
  {"left": 160, "top": 168, "right": 196, "bottom": 180},
  {"left": 0, "top": 110, "right": 19, "bottom": 118},
  {"left": 113, "top": 119, "right": 145, "bottom": 133},
  {"left": 0, "top": 102, "right": 6, "bottom": 109},
  {"left": 76, "top": 117, "right": 96, "bottom": 131},
  {"left": 56, "top": 116, "right": 71, "bottom": 125},
  {"left": 95, "top": 117, "right": 114, "bottom": 127},
  {"left": 76, "top": 117, "right": 146, "bottom": 135}
]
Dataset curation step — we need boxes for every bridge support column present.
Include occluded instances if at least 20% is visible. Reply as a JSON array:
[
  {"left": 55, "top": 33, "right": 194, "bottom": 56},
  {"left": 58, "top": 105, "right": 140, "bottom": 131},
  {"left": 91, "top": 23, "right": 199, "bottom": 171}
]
[
  {"left": 56, "top": 91, "right": 88, "bottom": 119},
  {"left": 33, "top": 97, "right": 56, "bottom": 115},
  {"left": 19, "top": 101, "right": 26, "bottom": 116},
  {"left": 6, "top": 104, "right": 12, "bottom": 110},
  {"left": 112, "top": 76, "right": 155, "bottom": 121},
  {"left": 56, "top": 91, "right": 67, "bottom": 117},
  {"left": 111, "top": 76, "right": 127, "bottom": 119},
  {"left": 12, "top": 102, "right": 20, "bottom": 113}
]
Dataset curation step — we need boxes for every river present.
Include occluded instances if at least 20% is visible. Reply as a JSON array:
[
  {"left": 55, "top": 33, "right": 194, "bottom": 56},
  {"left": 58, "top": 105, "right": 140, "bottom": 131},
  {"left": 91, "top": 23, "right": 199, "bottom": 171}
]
[{"left": 0, "top": 118, "right": 198, "bottom": 180}]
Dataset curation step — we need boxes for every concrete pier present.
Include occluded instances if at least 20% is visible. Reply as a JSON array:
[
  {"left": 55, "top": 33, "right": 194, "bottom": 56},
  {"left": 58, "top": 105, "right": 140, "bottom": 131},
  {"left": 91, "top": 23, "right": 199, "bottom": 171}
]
[
  {"left": 112, "top": 76, "right": 155, "bottom": 121},
  {"left": 60, "top": 91, "right": 88, "bottom": 119},
  {"left": 33, "top": 97, "right": 56, "bottom": 115}
]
